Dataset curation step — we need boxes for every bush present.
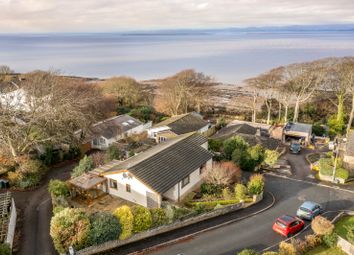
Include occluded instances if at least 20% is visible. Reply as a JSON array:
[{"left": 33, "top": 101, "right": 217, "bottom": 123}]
[
  {"left": 50, "top": 208, "right": 91, "bottom": 253},
  {"left": 53, "top": 206, "right": 65, "bottom": 215},
  {"left": 312, "top": 124, "right": 326, "bottom": 136},
  {"left": 0, "top": 243, "right": 11, "bottom": 255},
  {"left": 200, "top": 183, "right": 224, "bottom": 196},
  {"left": 208, "top": 139, "right": 223, "bottom": 152},
  {"left": 105, "top": 145, "right": 121, "bottom": 162},
  {"left": 87, "top": 212, "right": 121, "bottom": 246},
  {"left": 203, "top": 162, "right": 241, "bottom": 186},
  {"left": 189, "top": 199, "right": 240, "bottom": 210},
  {"left": 248, "top": 145, "right": 265, "bottom": 165},
  {"left": 264, "top": 150, "right": 280, "bottom": 167},
  {"left": 311, "top": 216, "right": 334, "bottom": 236},
  {"left": 131, "top": 206, "right": 152, "bottom": 233},
  {"left": 304, "top": 234, "right": 322, "bottom": 249},
  {"left": 113, "top": 206, "right": 134, "bottom": 239},
  {"left": 129, "top": 106, "right": 155, "bottom": 122},
  {"left": 278, "top": 241, "right": 297, "bottom": 255},
  {"left": 236, "top": 249, "right": 259, "bottom": 255},
  {"left": 52, "top": 195, "right": 69, "bottom": 208},
  {"left": 247, "top": 174, "right": 265, "bottom": 195},
  {"left": 71, "top": 155, "right": 94, "bottom": 178},
  {"left": 235, "top": 184, "right": 248, "bottom": 200},
  {"left": 322, "top": 232, "right": 338, "bottom": 247},
  {"left": 222, "top": 187, "right": 234, "bottom": 200},
  {"left": 150, "top": 208, "right": 169, "bottom": 228},
  {"left": 173, "top": 207, "right": 193, "bottom": 221},
  {"left": 223, "top": 136, "right": 249, "bottom": 160},
  {"left": 48, "top": 179, "right": 69, "bottom": 198}
]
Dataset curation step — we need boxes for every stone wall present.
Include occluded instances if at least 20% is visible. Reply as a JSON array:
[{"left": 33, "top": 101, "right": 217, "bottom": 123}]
[
  {"left": 76, "top": 198, "right": 259, "bottom": 255},
  {"left": 337, "top": 236, "right": 354, "bottom": 255}
]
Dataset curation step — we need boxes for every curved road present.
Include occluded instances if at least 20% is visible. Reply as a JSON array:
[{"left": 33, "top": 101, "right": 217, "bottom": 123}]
[{"left": 138, "top": 175, "right": 354, "bottom": 255}]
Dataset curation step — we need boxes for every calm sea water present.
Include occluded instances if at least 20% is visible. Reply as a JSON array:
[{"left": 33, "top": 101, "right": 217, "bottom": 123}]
[{"left": 1, "top": 31, "right": 354, "bottom": 83}]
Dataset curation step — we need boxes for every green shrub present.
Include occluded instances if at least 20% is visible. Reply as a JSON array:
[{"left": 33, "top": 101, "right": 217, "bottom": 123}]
[
  {"left": 322, "top": 232, "right": 338, "bottom": 247},
  {"left": 50, "top": 208, "right": 91, "bottom": 253},
  {"left": 200, "top": 183, "right": 224, "bottom": 196},
  {"left": 129, "top": 106, "right": 154, "bottom": 122},
  {"left": 248, "top": 145, "right": 265, "bottom": 165},
  {"left": 48, "top": 179, "right": 69, "bottom": 197},
  {"left": 312, "top": 124, "right": 326, "bottom": 136},
  {"left": 208, "top": 139, "right": 223, "bottom": 152},
  {"left": 87, "top": 212, "right": 121, "bottom": 246},
  {"left": 236, "top": 249, "right": 259, "bottom": 255},
  {"left": 247, "top": 174, "right": 265, "bottom": 195},
  {"left": 264, "top": 150, "right": 280, "bottom": 167},
  {"left": 189, "top": 199, "right": 240, "bottom": 210},
  {"left": 222, "top": 187, "right": 234, "bottom": 200},
  {"left": 113, "top": 205, "right": 134, "bottom": 240},
  {"left": 53, "top": 206, "right": 65, "bottom": 215},
  {"left": 173, "top": 207, "right": 193, "bottom": 221},
  {"left": 71, "top": 155, "right": 94, "bottom": 178},
  {"left": 131, "top": 206, "right": 152, "bottom": 233},
  {"left": 105, "top": 145, "right": 121, "bottom": 162},
  {"left": 235, "top": 184, "right": 248, "bottom": 200},
  {"left": 52, "top": 195, "right": 69, "bottom": 208},
  {"left": 0, "top": 243, "right": 11, "bottom": 255},
  {"left": 150, "top": 208, "right": 169, "bottom": 228},
  {"left": 223, "top": 136, "right": 249, "bottom": 160}
]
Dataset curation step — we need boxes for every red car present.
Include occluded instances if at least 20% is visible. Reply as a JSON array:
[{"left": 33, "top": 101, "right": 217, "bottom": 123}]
[{"left": 272, "top": 215, "right": 304, "bottom": 237}]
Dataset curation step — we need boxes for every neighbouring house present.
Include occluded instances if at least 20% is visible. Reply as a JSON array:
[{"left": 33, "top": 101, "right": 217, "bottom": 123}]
[
  {"left": 0, "top": 192, "right": 17, "bottom": 250},
  {"left": 211, "top": 122, "right": 280, "bottom": 150},
  {"left": 76, "top": 115, "right": 152, "bottom": 151},
  {"left": 282, "top": 122, "right": 312, "bottom": 145},
  {"left": 69, "top": 133, "right": 213, "bottom": 208},
  {"left": 343, "top": 130, "right": 354, "bottom": 172},
  {"left": 147, "top": 112, "right": 210, "bottom": 143},
  {"left": 227, "top": 120, "right": 273, "bottom": 135}
]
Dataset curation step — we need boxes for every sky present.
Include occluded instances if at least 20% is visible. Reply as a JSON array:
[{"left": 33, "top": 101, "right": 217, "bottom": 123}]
[{"left": 0, "top": 0, "right": 354, "bottom": 33}]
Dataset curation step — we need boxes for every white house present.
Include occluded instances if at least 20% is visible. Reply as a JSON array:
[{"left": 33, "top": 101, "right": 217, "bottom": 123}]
[
  {"left": 148, "top": 112, "right": 210, "bottom": 143},
  {"left": 69, "top": 133, "right": 213, "bottom": 208},
  {"left": 76, "top": 115, "right": 152, "bottom": 151}
]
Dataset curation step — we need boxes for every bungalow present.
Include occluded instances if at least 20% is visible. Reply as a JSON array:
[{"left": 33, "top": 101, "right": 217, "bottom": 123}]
[
  {"left": 282, "top": 122, "right": 312, "bottom": 145},
  {"left": 148, "top": 112, "right": 210, "bottom": 143},
  {"left": 69, "top": 133, "right": 213, "bottom": 208},
  {"left": 211, "top": 122, "right": 280, "bottom": 150},
  {"left": 76, "top": 115, "right": 151, "bottom": 151}
]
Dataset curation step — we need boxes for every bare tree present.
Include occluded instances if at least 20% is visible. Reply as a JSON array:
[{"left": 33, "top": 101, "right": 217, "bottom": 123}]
[
  {"left": 282, "top": 62, "right": 326, "bottom": 122},
  {"left": 0, "top": 71, "right": 103, "bottom": 160},
  {"left": 160, "top": 69, "right": 213, "bottom": 115},
  {"left": 244, "top": 78, "right": 259, "bottom": 123},
  {"left": 0, "top": 65, "right": 13, "bottom": 75},
  {"left": 277, "top": 85, "right": 293, "bottom": 123},
  {"left": 202, "top": 162, "right": 241, "bottom": 186}
]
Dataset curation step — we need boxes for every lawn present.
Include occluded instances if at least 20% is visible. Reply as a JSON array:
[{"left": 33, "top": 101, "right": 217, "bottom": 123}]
[
  {"left": 335, "top": 215, "right": 354, "bottom": 243},
  {"left": 305, "top": 245, "right": 346, "bottom": 255}
]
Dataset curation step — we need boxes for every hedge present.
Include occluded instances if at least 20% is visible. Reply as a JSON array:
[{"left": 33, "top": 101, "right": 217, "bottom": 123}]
[
  {"left": 113, "top": 206, "right": 134, "bottom": 240},
  {"left": 188, "top": 199, "right": 240, "bottom": 210},
  {"left": 131, "top": 206, "right": 152, "bottom": 233}
]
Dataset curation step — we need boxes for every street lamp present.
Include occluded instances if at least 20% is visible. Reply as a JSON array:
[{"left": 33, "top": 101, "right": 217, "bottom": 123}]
[{"left": 332, "top": 139, "right": 340, "bottom": 183}]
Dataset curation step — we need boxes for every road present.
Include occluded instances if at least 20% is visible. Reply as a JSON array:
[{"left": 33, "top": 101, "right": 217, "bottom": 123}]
[
  {"left": 12, "top": 162, "right": 75, "bottom": 255},
  {"left": 146, "top": 175, "right": 354, "bottom": 255}
]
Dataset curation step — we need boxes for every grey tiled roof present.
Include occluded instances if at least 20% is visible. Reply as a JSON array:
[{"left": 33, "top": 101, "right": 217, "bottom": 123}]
[
  {"left": 154, "top": 112, "right": 209, "bottom": 135},
  {"left": 102, "top": 133, "right": 212, "bottom": 194},
  {"left": 211, "top": 124, "right": 257, "bottom": 140},
  {"left": 284, "top": 122, "right": 312, "bottom": 134}
]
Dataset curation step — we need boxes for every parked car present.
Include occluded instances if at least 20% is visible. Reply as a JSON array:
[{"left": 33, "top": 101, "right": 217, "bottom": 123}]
[
  {"left": 272, "top": 215, "right": 304, "bottom": 237},
  {"left": 289, "top": 143, "right": 301, "bottom": 154},
  {"left": 296, "top": 201, "right": 323, "bottom": 220}
]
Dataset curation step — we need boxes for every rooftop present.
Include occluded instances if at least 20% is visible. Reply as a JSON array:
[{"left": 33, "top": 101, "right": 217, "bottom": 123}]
[
  {"left": 153, "top": 112, "right": 209, "bottom": 135},
  {"left": 284, "top": 122, "right": 312, "bottom": 134},
  {"left": 101, "top": 132, "right": 213, "bottom": 194}
]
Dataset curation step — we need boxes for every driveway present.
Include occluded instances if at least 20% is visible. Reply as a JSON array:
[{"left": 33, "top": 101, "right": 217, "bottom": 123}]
[
  {"left": 143, "top": 175, "right": 354, "bottom": 255},
  {"left": 12, "top": 162, "right": 75, "bottom": 255}
]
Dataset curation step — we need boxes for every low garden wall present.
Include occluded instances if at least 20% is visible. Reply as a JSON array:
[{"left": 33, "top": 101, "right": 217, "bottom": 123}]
[
  {"left": 76, "top": 193, "right": 263, "bottom": 255},
  {"left": 318, "top": 172, "right": 346, "bottom": 184}
]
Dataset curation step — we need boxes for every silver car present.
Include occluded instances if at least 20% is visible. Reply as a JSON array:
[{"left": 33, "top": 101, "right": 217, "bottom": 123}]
[{"left": 296, "top": 201, "right": 323, "bottom": 220}]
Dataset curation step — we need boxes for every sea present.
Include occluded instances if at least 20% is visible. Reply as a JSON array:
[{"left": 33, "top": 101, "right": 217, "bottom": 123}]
[{"left": 1, "top": 29, "right": 354, "bottom": 84}]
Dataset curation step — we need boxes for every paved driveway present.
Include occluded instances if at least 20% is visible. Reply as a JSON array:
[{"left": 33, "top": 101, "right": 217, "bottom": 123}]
[
  {"left": 138, "top": 176, "right": 354, "bottom": 255},
  {"left": 13, "top": 162, "right": 75, "bottom": 255}
]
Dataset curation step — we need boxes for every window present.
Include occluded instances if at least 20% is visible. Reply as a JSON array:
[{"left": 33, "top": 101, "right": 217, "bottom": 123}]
[
  {"left": 126, "top": 184, "right": 131, "bottom": 193},
  {"left": 99, "top": 138, "right": 105, "bottom": 145},
  {"left": 109, "top": 179, "right": 117, "bottom": 189},
  {"left": 199, "top": 163, "right": 206, "bottom": 175},
  {"left": 181, "top": 175, "right": 190, "bottom": 188},
  {"left": 159, "top": 136, "right": 167, "bottom": 143},
  {"left": 93, "top": 138, "right": 99, "bottom": 146}
]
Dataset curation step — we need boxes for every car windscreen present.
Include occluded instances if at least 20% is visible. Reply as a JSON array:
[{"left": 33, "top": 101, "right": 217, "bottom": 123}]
[
  {"left": 276, "top": 220, "right": 287, "bottom": 229},
  {"left": 300, "top": 207, "right": 312, "bottom": 213},
  {"left": 291, "top": 144, "right": 300, "bottom": 149}
]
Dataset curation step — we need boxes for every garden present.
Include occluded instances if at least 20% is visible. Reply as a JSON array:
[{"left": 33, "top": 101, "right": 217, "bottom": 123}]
[{"left": 48, "top": 161, "right": 266, "bottom": 254}]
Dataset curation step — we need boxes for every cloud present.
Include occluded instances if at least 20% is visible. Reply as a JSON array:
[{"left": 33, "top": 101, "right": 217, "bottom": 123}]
[{"left": 0, "top": 0, "right": 353, "bottom": 32}]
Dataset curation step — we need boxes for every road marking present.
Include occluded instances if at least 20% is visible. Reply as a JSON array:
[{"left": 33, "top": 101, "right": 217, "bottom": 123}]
[
  {"left": 36, "top": 198, "right": 51, "bottom": 211},
  {"left": 265, "top": 172, "right": 354, "bottom": 194}
]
